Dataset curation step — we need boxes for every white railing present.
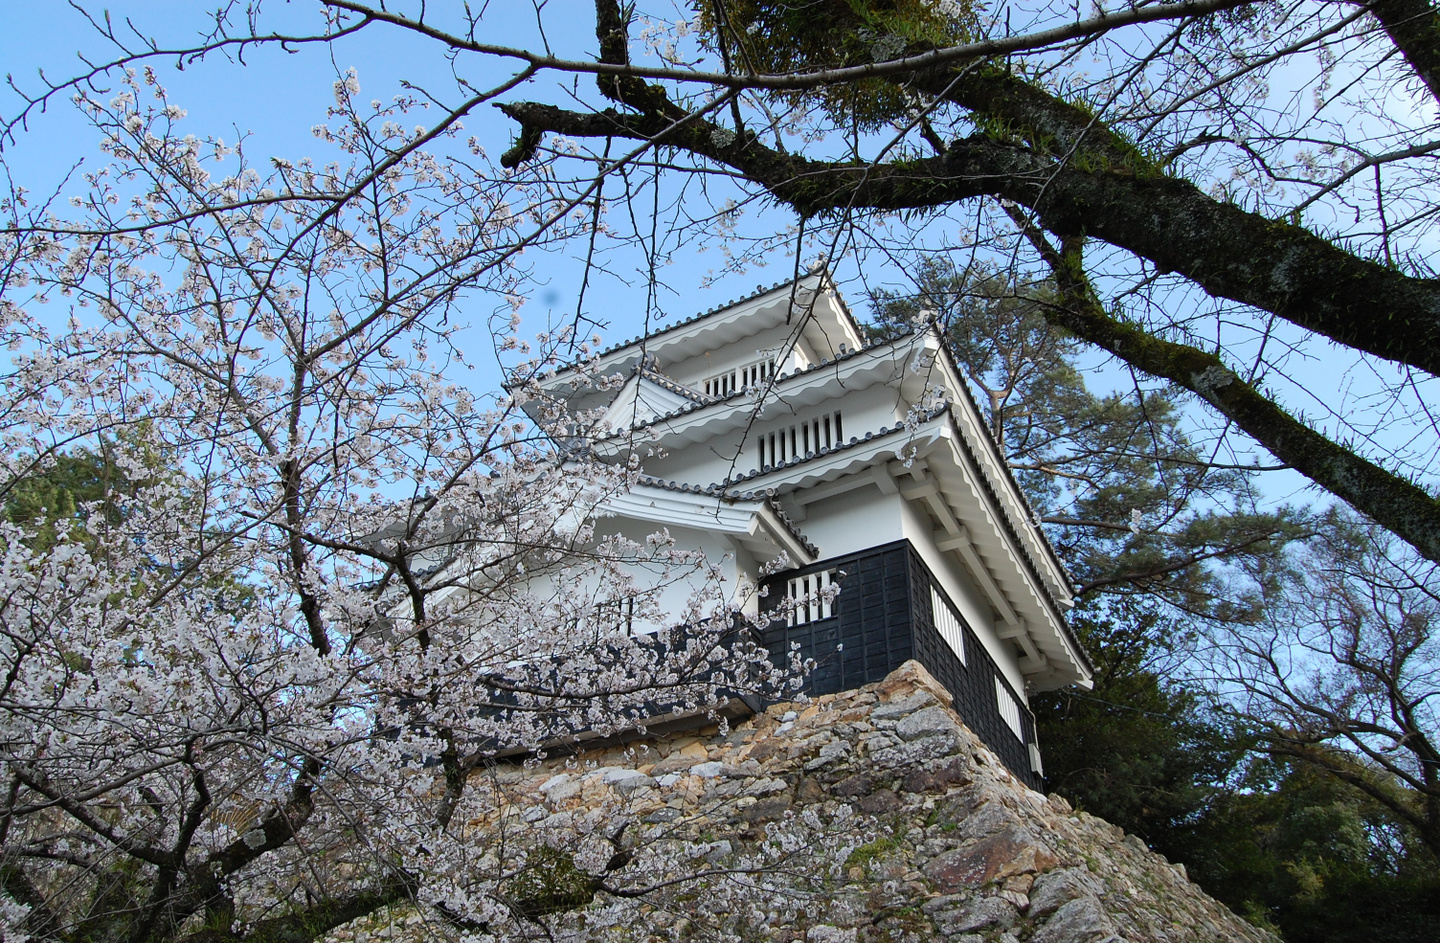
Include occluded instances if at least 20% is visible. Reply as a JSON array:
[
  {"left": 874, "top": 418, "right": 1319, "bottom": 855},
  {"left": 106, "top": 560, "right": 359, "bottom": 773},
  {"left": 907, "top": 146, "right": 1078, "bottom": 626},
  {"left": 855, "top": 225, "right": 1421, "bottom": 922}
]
[{"left": 757, "top": 410, "right": 843, "bottom": 469}]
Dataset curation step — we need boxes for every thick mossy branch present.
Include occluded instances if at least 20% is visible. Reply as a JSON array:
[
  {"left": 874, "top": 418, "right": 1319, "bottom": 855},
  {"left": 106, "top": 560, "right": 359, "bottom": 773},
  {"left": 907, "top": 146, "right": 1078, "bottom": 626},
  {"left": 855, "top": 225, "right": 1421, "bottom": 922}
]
[
  {"left": 1010, "top": 159, "right": 1440, "bottom": 378},
  {"left": 498, "top": 96, "right": 1440, "bottom": 377},
  {"left": 914, "top": 64, "right": 1152, "bottom": 169},
  {"left": 1368, "top": 0, "right": 1440, "bottom": 106},
  {"left": 594, "top": 0, "right": 688, "bottom": 119},
  {"left": 175, "top": 883, "right": 412, "bottom": 943},
  {"left": 501, "top": 122, "right": 545, "bottom": 169},
  {"left": 1016, "top": 219, "right": 1440, "bottom": 566},
  {"left": 495, "top": 28, "right": 1440, "bottom": 562}
]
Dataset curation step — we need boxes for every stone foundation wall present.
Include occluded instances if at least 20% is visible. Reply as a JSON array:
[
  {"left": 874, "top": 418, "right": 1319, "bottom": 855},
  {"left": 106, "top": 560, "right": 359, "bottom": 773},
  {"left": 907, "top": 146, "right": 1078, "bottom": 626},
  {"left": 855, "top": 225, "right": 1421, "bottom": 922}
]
[{"left": 323, "top": 661, "right": 1274, "bottom": 943}]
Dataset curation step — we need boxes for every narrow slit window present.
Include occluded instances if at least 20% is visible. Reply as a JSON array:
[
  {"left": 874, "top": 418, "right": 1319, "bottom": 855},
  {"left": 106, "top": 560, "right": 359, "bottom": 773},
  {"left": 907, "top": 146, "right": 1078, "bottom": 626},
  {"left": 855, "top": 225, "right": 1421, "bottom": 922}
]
[
  {"left": 930, "top": 586, "right": 967, "bottom": 666},
  {"left": 995, "top": 678, "right": 1025, "bottom": 741},
  {"left": 703, "top": 358, "right": 776, "bottom": 398},
  {"left": 755, "top": 411, "right": 843, "bottom": 470}
]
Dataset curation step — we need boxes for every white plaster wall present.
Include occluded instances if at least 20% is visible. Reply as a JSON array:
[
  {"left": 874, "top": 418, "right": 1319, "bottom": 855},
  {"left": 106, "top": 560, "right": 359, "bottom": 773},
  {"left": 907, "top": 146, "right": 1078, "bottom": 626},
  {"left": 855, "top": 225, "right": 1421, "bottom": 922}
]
[
  {"left": 799, "top": 488, "right": 907, "bottom": 558},
  {"left": 636, "top": 438, "right": 744, "bottom": 488},
  {"left": 760, "top": 379, "right": 901, "bottom": 426},
  {"left": 511, "top": 518, "right": 749, "bottom": 638},
  {"left": 897, "top": 498, "right": 1029, "bottom": 698}
]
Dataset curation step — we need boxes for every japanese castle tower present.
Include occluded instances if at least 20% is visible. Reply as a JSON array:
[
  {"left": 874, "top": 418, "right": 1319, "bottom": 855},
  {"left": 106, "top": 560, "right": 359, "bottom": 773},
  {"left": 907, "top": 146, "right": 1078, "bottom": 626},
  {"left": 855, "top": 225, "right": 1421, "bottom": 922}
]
[{"left": 529, "top": 267, "right": 1092, "bottom": 786}]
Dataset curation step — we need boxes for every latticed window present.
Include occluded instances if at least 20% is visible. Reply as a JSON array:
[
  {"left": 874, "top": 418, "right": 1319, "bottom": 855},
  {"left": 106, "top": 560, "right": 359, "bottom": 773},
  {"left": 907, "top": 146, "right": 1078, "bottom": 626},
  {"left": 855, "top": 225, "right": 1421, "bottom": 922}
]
[
  {"left": 995, "top": 677, "right": 1024, "bottom": 741},
  {"left": 703, "top": 358, "right": 774, "bottom": 397},
  {"left": 786, "top": 569, "right": 836, "bottom": 625},
  {"left": 930, "top": 586, "right": 967, "bottom": 666},
  {"left": 757, "top": 410, "right": 843, "bottom": 468}
]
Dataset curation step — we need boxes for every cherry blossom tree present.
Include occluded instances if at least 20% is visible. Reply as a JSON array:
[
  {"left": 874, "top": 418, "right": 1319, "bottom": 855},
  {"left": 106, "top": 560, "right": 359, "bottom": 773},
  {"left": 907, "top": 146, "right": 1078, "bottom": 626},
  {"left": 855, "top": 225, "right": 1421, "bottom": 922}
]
[{"left": 0, "top": 70, "right": 792, "bottom": 942}]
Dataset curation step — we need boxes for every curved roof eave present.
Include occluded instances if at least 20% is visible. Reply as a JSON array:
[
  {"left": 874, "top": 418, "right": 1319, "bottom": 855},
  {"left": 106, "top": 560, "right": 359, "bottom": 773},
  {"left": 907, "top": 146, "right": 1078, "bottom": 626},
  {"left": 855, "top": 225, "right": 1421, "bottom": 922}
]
[
  {"left": 589, "top": 328, "right": 920, "bottom": 446},
  {"left": 535, "top": 264, "right": 860, "bottom": 385},
  {"left": 920, "top": 323, "right": 1077, "bottom": 599},
  {"left": 604, "top": 480, "right": 820, "bottom": 563}
]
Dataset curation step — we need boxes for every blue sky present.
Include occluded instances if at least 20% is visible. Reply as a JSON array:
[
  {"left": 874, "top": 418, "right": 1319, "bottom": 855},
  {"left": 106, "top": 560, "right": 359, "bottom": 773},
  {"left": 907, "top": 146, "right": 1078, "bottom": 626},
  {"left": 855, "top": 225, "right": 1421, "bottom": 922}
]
[
  {"left": 4, "top": 1, "right": 1414, "bottom": 511},
  {"left": 0, "top": 2, "right": 794, "bottom": 387}
]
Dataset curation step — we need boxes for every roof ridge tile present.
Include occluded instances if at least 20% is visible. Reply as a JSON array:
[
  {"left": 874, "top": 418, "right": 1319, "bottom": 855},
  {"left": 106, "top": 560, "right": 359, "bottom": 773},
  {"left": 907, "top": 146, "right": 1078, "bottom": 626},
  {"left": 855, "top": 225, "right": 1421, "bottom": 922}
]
[{"left": 560, "top": 270, "right": 829, "bottom": 370}]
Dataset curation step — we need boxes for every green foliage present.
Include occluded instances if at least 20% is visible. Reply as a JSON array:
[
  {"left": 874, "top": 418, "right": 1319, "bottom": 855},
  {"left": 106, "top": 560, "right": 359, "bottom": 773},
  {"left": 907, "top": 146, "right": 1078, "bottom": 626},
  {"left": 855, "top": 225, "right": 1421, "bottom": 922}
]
[
  {"left": 843, "top": 834, "right": 902, "bottom": 868},
  {"left": 1035, "top": 600, "right": 1440, "bottom": 943},
  {"left": 1183, "top": 762, "right": 1440, "bottom": 943},
  {"left": 694, "top": 0, "right": 978, "bottom": 130},
  {"left": 5, "top": 438, "right": 257, "bottom": 616},
  {"left": 4, "top": 427, "right": 180, "bottom": 552},
  {"left": 502, "top": 845, "right": 599, "bottom": 918},
  {"left": 1032, "top": 596, "right": 1245, "bottom": 854},
  {"left": 4, "top": 444, "right": 137, "bottom": 551}
]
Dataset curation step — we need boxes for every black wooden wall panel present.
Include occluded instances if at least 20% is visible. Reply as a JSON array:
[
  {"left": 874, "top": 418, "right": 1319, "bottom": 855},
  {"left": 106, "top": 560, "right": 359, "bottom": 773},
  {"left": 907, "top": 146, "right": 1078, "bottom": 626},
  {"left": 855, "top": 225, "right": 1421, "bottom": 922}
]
[
  {"left": 762, "top": 543, "right": 914, "bottom": 694},
  {"left": 906, "top": 546, "right": 1037, "bottom": 787},
  {"left": 762, "top": 539, "right": 1042, "bottom": 790}
]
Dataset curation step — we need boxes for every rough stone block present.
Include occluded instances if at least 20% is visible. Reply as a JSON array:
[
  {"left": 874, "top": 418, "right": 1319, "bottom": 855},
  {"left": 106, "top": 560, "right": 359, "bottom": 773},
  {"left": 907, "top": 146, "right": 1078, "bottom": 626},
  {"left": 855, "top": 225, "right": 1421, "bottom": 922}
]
[
  {"left": 803, "top": 740, "right": 851, "bottom": 771},
  {"left": 874, "top": 660, "right": 953, "bottom": 706},
  {"left": 871, "top": 690, "right": 941, "bottom": 722},
  {"left": 603, "top": 769, "right": 654, "bottom": 794},
  {"left": 900, "top": 756, "right": 973, "bottom": 794},
  {"left": 940, "top": 895, "right": 1019, "bottom": 934},
  {"left": 922, "top": 824, "right": 1060, "bottom": 890},
  {"left": 833, "top": 773, "right": 874, "bottom": 797},
  {"left": 868, "top": 734, "right": 958, "bottom": 768},
  {"left": 895, "top": 705, "right": 962, "bottom": 741},
  {"left": 1029, "top": 867, "right": 1106, "bottom": 919},
  {"left": 1030, "top": 896, "right": 1118, "bottom": 943},
  {"left": 856, "top": 788, "right": 902, "bottom": 814}
]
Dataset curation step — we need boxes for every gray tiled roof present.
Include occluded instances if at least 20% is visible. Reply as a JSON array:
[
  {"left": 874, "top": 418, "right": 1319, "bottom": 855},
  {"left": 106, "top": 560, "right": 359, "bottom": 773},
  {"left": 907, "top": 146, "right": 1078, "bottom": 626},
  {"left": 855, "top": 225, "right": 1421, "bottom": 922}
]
[
  {"left": 553, "top": 269, "right": 829, "bottom": 374},
  {"left": 631, "top": 474, "right": 819, "bottom": 558},
  {"left": 634, "top": 361, "right": 709, "bottom": 404}
]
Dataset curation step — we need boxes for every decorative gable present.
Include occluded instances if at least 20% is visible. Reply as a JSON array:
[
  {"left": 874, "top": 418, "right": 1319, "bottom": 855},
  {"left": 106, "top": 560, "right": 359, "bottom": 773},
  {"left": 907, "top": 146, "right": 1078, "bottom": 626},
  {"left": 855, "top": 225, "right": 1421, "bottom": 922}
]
[{"left": 596, "top": 366, "right": 704, "bottom": 432}]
